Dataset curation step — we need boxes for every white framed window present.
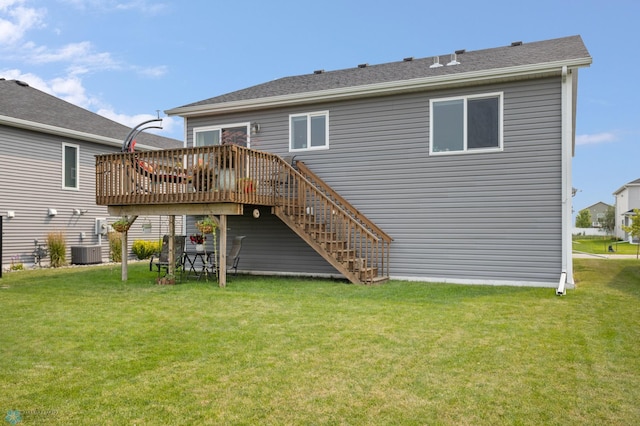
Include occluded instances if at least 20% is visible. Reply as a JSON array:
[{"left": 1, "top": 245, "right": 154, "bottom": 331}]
[
  {"left": 430, "top": 92, "right": 503, "bottom": 155},
  {"left": 289, "top": 111, "right": 329, "bottom": 151},
  {"left": 193, "top": 122, "right": 250, "bottom": 147},
  {"left": 62, "top": 143, "right": 79, "bottom": 190}
]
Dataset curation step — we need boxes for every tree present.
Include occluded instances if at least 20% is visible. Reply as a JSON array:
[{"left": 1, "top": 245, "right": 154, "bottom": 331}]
[
  {"left": 575, "top": 209, "right": 592, "bottom": 228},
  {"left": 622, "top": 208, "right": 640, "bottom": 259},
  {"left": 601, "top": 206, "right": 615, "bottom": 237}
]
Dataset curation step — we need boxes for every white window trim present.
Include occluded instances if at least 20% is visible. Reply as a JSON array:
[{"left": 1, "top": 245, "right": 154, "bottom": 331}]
[
  {"left": 429, "top": 92, "right": 503, "bottom": 156},
  {"left": 62, "top": 142, "right": 79, "bottom": 190},
  {"left": 289, "top": 110, "right": 329, "bottom": 152},
  {"left": 193, "top": 122, "right": 251, "bottom": 147}
]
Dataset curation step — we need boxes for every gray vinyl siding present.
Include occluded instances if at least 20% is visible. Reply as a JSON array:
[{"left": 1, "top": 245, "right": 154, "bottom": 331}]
[
  {"left": 185, "top": 77, "right": 564, "bottom": 285},
  {"left": 1, "top": 125, "right": 181, "bottom": 268}
]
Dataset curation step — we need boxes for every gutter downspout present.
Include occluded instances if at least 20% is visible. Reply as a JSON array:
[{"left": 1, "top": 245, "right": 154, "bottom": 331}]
[{"left": 558, "top": 65, "right": 574, "bottom": 295}]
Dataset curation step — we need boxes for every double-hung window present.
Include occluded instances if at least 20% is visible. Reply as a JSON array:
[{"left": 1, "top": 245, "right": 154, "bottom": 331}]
[
  {"left": 290, "top": 111, "right": 329, "bottom": 151},
  {"left": 62, "top": 143, "right": 79, "bottom": 190},
  {"left": 430, "top": 93, "right": 503, "bottom": 155}
]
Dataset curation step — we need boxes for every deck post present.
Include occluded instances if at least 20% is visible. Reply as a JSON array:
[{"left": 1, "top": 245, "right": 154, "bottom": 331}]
[
  {"left": 219, "top": 215, "right": 227, "bottom": 287},
  {"left": 168, "top": 216, "right": 175, "bottom": 277},
  {"left": 121, "top": 231, "right": 128, "bottom": 281}
]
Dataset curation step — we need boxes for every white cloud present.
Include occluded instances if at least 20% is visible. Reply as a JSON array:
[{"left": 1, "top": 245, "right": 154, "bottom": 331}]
[
  {"left": 60, "top": 0, "right": 168, "bottom": 15},
  {"left": 96, "top": 108, "right": 179, "bottom": 136},
  {"left": 0, "top": 1, "right": 45, "bottom": 45},
  {"left": 576, "top": 132, "right": 617, "bottom": 146}
]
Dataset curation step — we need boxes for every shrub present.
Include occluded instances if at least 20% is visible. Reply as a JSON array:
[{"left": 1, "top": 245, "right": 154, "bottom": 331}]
[
  {"left": 47, "top": 231, "right": 67, "bottom": 268},
  {"left": 108, "top": 232, "right": 122, "bottom": 262},
  {"left": 132, "top": 239, "right": 161, "bottom": 260}
]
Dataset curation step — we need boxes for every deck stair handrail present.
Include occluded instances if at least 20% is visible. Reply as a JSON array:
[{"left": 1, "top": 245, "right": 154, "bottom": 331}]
[
  {"left": 270, "top": 156, "right": 391, "bottom": 284},
  {"left": 295, "top": 161, "right": 393, "bottom": 244}
]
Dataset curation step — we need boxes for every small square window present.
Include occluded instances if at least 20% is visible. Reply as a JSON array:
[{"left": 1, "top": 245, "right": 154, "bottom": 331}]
[{"left": 290, "top": 111, "right": 329, "bottom": 151}]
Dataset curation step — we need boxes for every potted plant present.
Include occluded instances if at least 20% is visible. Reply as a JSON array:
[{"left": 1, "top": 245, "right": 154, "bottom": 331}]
[
  {"left": 111, "top": 217, "right": 131, "bottom": 233},
  {"left": 195, "top": 216, "right": 218, "bottom": 282},
  {"left": 195, "top": 216, "right": 217, "bottom": 235},
  {"left": 189, "top": 233, "right": 206, "bottom": 252},
  {"left": 190, "top": 158, "right": 216, "bottom": 192},
  {"left": 237, "top": 177, "right": 256, "bottom": 193}
]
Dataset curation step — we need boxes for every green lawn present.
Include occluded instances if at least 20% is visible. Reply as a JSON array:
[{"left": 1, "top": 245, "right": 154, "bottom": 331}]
[
  {"left": 573, "top": 237, "right": 639, "bottom": 255},
  {"left": 1, "top": 261, "right": 639, "bottom": 425}
]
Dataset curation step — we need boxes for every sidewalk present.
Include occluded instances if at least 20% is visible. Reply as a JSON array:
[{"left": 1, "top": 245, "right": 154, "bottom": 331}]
[{"left": 573, "top": 252, "right": 639, "bottom": 259}]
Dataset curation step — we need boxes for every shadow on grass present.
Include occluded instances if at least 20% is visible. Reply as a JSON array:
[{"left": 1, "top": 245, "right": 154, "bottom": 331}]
[{"left": 608, "top": 265, "right": 640, "bottom": 299}]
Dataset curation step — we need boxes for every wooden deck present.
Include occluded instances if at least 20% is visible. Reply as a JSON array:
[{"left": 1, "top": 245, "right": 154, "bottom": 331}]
[{"left": 95, "top": 145, "right": 392, "bottom": 284}]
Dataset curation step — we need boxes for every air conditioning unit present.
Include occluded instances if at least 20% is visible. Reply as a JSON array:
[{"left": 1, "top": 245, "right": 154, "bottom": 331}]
[{"left": 71, "top": 246, "right": 102, "bottom": 265}]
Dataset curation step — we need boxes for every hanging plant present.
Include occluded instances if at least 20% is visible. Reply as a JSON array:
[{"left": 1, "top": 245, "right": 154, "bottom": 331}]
[
  {"left": 195, "top": 216, "right": 217, "bottom": 235},
  {"left": 195, "top": 216, "right": 218, "bottom": 283},
  {"left": 111, "top": 217, "right": 132, "bottom": 233}
]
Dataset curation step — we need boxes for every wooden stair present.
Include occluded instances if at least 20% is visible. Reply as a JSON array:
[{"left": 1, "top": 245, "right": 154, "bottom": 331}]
[{"left": 271, "top": 160, "right": 392, "bottom": 284}]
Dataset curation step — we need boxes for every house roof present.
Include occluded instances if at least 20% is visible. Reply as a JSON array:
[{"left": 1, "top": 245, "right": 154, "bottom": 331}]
[
  {"left": 0, "top": 78, "right": 181, "bottom": 150},
  {"left": 166, "top": 35, "right": 591, "bottom": 117},
  {"left": 613, "top": 178, "right": 640, "bottom": 195},
  {"left": 584, "top": 201, "right": 613, "bottom": 210}
]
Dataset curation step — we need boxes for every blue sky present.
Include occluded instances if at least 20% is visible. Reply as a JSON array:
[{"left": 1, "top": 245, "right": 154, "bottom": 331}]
[{"left": 1, "top": 0, "right": 638, "bottom": 216}]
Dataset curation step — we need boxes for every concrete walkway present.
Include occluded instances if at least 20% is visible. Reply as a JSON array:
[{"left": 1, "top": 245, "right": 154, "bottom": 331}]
[{"left": 573, "top": 252, "right": 639, "bottom": 259}]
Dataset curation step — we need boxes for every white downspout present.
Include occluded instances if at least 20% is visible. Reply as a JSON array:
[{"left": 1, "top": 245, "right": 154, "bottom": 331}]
[{"left": 558, "top": 65, "right": 573, "bottom": 295}]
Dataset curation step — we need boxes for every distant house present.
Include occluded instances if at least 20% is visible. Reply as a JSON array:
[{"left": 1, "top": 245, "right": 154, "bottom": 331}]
[
  {"left": 0, "top": 78, "right": 182, "bottom": 270},
  {"left": 613, "top": 178, "right": 640, "bottom": 242},
  {"left": 579, "top": 201, "right": 612, "bottom": 228}
]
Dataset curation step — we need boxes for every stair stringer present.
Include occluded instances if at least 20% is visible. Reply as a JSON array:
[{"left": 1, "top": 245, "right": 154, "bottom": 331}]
[{"left": 273, "top": 206, "right": 364, "bottom": 284}]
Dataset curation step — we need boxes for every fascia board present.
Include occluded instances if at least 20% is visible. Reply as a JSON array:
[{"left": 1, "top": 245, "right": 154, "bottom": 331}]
[
  {"left": 0, "top": 114, "right": 160, "bottom": 151},
  {"left": 613, "top": 183, "right": 640, "bottom": 196},
  {"left": 166, "top": 58, "right": 593, "bottom": 118}
]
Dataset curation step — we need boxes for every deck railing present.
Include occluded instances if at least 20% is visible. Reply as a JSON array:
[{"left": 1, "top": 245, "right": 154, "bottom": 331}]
[
  {"left": 95, "top": 145, "right": 283, "bottom": 206},
  {"left": 95, "top": 144, "right": 391, "bottom": 282}
]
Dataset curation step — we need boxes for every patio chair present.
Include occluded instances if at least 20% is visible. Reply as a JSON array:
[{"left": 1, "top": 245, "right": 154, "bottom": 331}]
[
  {"left": 150, "top": 235, "right": 186, "bottom": 279},
  {"left": 205, "top": 236, "right": 246, "bottom": 278}
]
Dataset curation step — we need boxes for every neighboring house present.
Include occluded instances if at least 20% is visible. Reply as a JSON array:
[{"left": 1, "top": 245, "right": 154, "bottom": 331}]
[
  {"left": 580, "top": 201, "right": 612, "bottom": 228},
  {"left": 159, "top": 35, "right": 592, "bottom": 288},
  {"left": 0, "top": 78, "right": 182, "bottom": 270},
  {"left": 613, "top": 178, "right": 640, "bottom": 242}
]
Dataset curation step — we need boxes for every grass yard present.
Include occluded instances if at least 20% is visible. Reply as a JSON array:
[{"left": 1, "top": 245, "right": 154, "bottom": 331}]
[
  {"left": 1, "top": 260, "right": 639, "bottom": 425},
  {"left": 573, "top": 237, "right": 639, "bottom": 256}
]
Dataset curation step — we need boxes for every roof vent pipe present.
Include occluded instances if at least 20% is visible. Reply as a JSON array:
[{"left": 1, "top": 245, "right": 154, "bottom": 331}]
[
  {"left": 429, "top": 56, "right": 443, "bottom": 68},
  {"left": 446, "top": 53, "right": 460, "bottom": 66}
]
